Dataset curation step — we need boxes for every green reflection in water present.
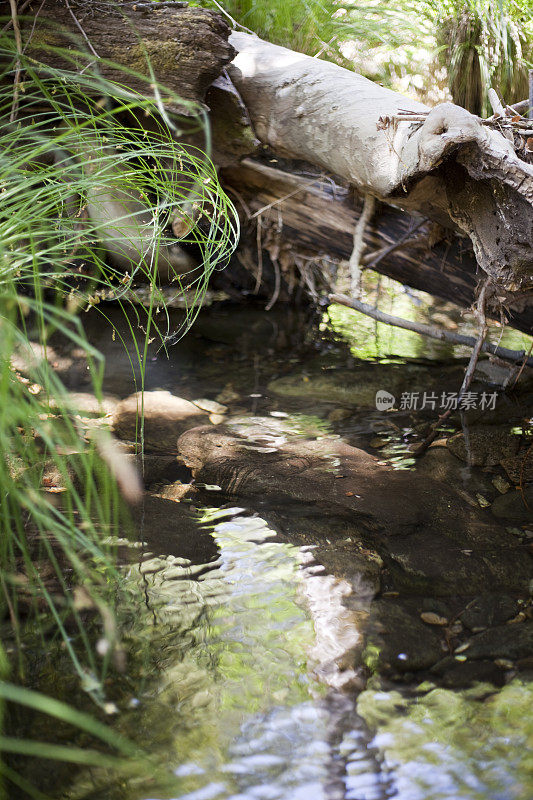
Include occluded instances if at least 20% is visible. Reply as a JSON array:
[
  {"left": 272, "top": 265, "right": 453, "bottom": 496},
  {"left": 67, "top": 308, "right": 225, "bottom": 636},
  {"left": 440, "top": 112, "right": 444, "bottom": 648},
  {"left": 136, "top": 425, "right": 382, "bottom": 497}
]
[
  {"left": 326, "top": 274, "right": 533, "bottom": 362},
  {"left": 357, "top": 679, "right": 533, "bottom": 800},
  {"left": 68, "top": 511, "right": 322, "bottom": 799}
]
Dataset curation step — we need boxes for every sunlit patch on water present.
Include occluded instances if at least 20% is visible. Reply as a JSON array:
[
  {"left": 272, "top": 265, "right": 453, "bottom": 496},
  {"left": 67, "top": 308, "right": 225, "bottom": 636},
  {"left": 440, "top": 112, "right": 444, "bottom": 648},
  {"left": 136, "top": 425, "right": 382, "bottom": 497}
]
[
  {"left": 357, "top": 681, "right": 533, "bottom": 800},
  {"left": 104, "top": 509, "right": 386, "bottom": 800},
  {"left": 112, "top": 505, "right": 533, "bottom": 800},
  {"left": 57, "top": 302, "right": 533, "bottom": 800}
]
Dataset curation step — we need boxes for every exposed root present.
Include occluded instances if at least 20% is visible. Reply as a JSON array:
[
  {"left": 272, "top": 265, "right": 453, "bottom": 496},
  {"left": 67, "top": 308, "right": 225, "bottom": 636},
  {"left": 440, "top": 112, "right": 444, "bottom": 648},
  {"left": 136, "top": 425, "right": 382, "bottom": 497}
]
[{"left": 349, "top": 193, "right": 375, "bottom": 298}]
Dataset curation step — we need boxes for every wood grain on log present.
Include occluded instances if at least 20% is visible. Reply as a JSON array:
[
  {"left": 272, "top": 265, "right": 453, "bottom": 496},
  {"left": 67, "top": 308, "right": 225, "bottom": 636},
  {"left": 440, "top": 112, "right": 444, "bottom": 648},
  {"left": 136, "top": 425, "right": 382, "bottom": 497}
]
[
  {"left": 21, "top": 0, "right": 235, "bottom": 106},
  {"left": 228, "top": 33, "right": 533, "bottom": 298},
  {"left": 222, "top": 159, "right": 533, "bottom": 334}
]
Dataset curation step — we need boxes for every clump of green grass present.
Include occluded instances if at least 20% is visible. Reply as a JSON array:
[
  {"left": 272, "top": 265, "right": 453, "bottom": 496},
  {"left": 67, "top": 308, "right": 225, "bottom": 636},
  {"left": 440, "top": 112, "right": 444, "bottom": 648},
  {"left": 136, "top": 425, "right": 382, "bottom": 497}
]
[
  {"left": 0, "top": 16, "right": 238, "bottom": 797},
  {"left": 429, "top": 0, "right": 532, "bottom": 114},
  {"left": 199, "top": 0, "right": 421, "bottom": 66}
]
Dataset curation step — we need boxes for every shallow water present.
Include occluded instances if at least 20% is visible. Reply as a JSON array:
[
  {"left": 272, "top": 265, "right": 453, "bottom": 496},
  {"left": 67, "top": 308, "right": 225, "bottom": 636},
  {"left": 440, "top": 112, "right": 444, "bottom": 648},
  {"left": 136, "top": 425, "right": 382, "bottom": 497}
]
[{"left": 46, "top": 297, "right": 533, "bottom": 800}]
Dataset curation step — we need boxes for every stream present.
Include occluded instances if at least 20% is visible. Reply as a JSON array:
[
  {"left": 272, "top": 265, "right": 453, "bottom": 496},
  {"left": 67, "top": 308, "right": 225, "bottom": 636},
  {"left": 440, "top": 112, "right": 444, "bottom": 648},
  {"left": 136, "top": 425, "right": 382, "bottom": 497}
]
[{"left": 35, "top": 296, "right": 533, "bottom": 799}]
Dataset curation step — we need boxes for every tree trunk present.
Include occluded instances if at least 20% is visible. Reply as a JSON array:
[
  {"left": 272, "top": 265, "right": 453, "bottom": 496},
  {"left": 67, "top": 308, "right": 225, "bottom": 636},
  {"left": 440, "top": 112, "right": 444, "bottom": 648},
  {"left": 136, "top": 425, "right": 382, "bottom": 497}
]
[
  {"left": 14, "top": 4, "right": 533, "bottom": 326},
  {"left": 21, "top": 0, "right": 235, "bottom": 107},
  {"left": 227, "top": 32, "right": 533, "bottom": 312},
  {"left": 222, "top": 159, "right": 533, "bottom": 334}
]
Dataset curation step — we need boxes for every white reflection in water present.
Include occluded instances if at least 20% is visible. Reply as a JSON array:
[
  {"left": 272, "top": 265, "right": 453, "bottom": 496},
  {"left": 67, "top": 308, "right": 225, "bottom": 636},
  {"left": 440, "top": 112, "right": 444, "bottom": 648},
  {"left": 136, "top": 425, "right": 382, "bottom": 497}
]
[{"left": 134, "top": 509, "right": 384, "bottom": 800}]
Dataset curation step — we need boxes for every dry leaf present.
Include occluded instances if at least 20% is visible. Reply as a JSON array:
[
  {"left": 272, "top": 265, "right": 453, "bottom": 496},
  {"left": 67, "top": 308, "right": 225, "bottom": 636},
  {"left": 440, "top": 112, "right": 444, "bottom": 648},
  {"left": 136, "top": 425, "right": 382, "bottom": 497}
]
[{"left": 420, "top": 611, "right": 448, "bottom": 626}]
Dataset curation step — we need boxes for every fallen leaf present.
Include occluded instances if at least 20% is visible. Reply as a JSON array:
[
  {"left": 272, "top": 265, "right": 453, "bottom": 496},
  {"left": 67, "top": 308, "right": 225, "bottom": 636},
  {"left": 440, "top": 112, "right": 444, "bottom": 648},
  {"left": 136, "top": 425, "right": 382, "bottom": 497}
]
[
  {"left": 420, "top": 611, "right": 448, "bottom": 626},
  {"left": 507, "top": 611, "right": 527, "bottom": 624}
]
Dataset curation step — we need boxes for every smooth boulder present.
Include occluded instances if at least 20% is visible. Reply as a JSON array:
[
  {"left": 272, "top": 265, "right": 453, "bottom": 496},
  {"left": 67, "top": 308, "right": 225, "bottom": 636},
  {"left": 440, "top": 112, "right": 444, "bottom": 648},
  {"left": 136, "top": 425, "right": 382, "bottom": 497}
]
[{"left": 114, "top": 391, "right": 207, "bottom": 452}]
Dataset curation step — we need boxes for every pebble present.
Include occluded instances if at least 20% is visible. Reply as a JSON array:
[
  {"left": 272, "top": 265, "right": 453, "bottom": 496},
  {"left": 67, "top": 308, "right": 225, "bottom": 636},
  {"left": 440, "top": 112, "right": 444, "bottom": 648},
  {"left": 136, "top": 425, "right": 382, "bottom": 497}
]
[
  {"left": 492, "top": 475, "right": 511, "bottom": 494},
  {"left": 420, "top": 612, "right": 449, "bottom": 626},
  {"left": 192, "top": 398, "right": 227, "bottom": 415}
]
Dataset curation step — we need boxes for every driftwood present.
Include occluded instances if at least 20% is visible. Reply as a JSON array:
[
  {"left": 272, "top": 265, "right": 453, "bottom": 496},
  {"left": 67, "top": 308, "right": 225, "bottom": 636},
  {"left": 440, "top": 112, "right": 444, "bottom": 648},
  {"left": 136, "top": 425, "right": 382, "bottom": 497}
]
[
  {"left": 227, "top": 33, "right": 533, "bottom": 310},
  {"left": 221, "top": 159, "right": 533, "bottom": 334}
]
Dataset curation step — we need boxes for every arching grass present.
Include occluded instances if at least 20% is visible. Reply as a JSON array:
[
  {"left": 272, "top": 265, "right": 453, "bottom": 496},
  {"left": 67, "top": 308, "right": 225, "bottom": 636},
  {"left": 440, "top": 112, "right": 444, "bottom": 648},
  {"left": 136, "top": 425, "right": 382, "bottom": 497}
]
[{"left": 0, "top": 15, "right": 238, "bottom": 797}]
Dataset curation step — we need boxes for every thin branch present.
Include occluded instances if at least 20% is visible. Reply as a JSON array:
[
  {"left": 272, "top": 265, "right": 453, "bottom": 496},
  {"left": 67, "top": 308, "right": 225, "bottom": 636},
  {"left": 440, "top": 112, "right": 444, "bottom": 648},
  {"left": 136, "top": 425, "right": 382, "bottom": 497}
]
[
  {"left": 1, "top": 0, "right": 30, "bottom": 31},
  {"left": 412, "top": 279, "right": 490, "bottom": 457},
  {"left": 510, "top": 341, "right": 533, "bottom": 389},
  {"left": 509, "top": 99, "right": 529, "bottom": 115},
  {"left": 458, "top": 279, "right": 489, "bottom": 395},
  {"left": 248, "top": 184, "right": 311, "bottom": 220},
  {"left": 207, "top": 0, "right": 255, "bottom": 35},
  {"left": 65, "top": 0, "right": 100, "bottom": 59},
  {"left": 362, "top": 219, "right": 426, "bottom": 269},
  {"left": 265, "top": 257, "right": 280, "bottom": 311},
  {"left": 254, "top": 214, "right": 263, "bottom": 294},
  {"left": 22, "top": 0, "right": 45, "bottom": 55},
  {"left": 349, "top": 193, "right": 375, "bottom": 298},
  {"left": 328, "top": 293, "right": 533, "bottom": 367}
]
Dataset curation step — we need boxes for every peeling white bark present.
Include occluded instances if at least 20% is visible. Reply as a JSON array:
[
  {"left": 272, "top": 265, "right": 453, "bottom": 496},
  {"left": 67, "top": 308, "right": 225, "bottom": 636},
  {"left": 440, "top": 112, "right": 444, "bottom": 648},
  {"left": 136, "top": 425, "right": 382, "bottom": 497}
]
[{"left": 228, "top": 32, "right": 533, "bottom": 290}]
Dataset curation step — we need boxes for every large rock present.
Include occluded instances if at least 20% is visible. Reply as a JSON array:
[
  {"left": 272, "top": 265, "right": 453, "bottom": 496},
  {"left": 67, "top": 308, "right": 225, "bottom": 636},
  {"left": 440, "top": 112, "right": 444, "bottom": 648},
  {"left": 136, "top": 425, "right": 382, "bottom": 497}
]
[
  {"left": 177, "top": 417, "right": 533, "bottom": 595},
  {"left": 113, "top": 391, "right": 207, "bottom": 452}
]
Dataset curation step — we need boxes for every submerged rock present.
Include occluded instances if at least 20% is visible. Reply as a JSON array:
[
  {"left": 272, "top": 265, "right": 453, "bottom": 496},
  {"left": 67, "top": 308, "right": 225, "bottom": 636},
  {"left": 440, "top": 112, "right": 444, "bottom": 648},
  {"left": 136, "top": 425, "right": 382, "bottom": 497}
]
[
  {"left": 191, "top": 398, "right": 228, "bottom": 415},
  {"left": 113, "top": 391, "right": 207, "bottom": 452},
  {"left": 500, "top": 453, "right": 533, "bottom": 485},
  {"left": 268, "top": 362, "right": 465, "bottom": 409},
  {"left": 490, "top": 486, "right": 533, "bottom": 522},
  {"left": 459, "top": 594, "right": 519, "bottom": 631},
  {"left": 268, "top": 367, "right": 411, "bottom": 408},
  {"left": 446, "top": 425, "right": 521, "bottom": 466},
  {"left": 464, "top": 620, "right": 533, "bottom": 661},
  {"left": 50, "top": 391, "right": 120, "bottom": 417},
  {"left": 363, "top": 601, "right": 444, "bottom": 673},
  {"left": 430, "top": 656, "right": 506, "bottom": 688},
  {"left": 177, "top": 418, "right": 532, "bottom": 595}
]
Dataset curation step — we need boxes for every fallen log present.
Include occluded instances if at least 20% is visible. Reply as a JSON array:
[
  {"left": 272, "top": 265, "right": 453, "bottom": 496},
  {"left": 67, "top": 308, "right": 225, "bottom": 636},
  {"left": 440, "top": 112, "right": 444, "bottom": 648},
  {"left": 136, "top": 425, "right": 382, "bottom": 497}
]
[
  {"left": 10, "top": 3, "right": 533, "bottom": 329},
  {"left": 221, "top": 159, "right": 533, "bottom": 334},
  {"left": 18, "top": 0, "right": 235, "bottom": 108},
  {"left": 227, "top": 32, "right": 533, "bottom": 314}
]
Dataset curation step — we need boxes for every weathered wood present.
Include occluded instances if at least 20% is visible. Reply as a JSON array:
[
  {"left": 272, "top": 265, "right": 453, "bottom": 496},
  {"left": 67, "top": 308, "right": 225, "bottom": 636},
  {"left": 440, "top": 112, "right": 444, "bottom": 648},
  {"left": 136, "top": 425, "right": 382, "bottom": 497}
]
[
  {"left": 10, "top": 3, "right": 533, "bottom": 327},
  {"left": 20, "top": 0, "right": 235, "bottom": 107},
  {"left": 227, "top": 32, "right": 533, "bottom": 300},
  {"left": 221, "top": 159, "right": 533, "bottom": 334}
]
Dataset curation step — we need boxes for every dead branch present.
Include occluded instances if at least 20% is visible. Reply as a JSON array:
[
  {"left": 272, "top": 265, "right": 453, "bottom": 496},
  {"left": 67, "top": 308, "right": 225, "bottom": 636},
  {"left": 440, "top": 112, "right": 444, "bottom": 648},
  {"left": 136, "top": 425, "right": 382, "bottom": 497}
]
[
  {"left": 349, "top": 193, "right": 375, "bottom": 298},
  {"left": 328, "top": 293, "right": 533, "bottom": 368}
]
